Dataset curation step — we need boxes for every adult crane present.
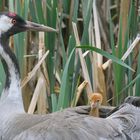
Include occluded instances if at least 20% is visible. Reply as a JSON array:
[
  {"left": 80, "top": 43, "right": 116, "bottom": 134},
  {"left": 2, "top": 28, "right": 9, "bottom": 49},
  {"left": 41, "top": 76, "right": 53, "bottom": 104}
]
[{"left": 0, "top": 12, "right": 140, "bottom": 140}]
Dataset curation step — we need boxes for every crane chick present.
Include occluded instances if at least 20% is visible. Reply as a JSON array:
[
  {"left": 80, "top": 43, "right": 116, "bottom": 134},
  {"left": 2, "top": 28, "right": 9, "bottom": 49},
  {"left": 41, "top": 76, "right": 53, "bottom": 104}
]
[{"left": 88, "top": 93, "right": 103, "bottom": 117}]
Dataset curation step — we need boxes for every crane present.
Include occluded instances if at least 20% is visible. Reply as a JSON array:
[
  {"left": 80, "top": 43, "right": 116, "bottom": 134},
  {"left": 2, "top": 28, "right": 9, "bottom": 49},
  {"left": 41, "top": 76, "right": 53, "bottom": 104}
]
[
  {"left": 107, "top": 96, "right": 140, "bottom": 116},
  {"left": 0, "top": 12, "right": 140, "bottom": 140},
  {"left": 88, "top": 93, "right": 103, "bottom": 117},
  {"left": 0, "top": 12, "right": 56, "bottom": 101}
]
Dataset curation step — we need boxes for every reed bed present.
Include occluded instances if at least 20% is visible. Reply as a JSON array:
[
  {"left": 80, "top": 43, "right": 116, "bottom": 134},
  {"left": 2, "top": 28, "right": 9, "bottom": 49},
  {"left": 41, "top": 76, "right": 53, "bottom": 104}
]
[{"left": 0, "top": 0, "right": 139, "bottom": 113}]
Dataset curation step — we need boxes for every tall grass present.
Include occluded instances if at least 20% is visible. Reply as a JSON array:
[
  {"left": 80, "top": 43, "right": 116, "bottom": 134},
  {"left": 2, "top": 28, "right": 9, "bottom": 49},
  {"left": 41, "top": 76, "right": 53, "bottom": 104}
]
[{"left": 0, "top": 0, "right": 140, "bottom": 113}]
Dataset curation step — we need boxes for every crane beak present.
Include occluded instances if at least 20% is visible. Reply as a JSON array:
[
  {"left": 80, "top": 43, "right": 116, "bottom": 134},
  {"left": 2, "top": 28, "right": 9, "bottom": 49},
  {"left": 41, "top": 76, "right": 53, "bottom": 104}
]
[
  {"left": 91, "top": 102, "right": 100, "bottom": 109},
  {"left": 90, "top": 102, "right": 96, "bottom": 109},
  {"left": 25, "top": 21, "right": 57, "bottom": 32}
]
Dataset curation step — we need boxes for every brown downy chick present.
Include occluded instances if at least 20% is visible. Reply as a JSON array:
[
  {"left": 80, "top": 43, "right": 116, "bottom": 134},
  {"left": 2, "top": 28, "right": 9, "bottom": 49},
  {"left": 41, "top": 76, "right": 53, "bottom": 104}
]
[{"left": 88, "top": 93, "right": 103, "bottom": 117}]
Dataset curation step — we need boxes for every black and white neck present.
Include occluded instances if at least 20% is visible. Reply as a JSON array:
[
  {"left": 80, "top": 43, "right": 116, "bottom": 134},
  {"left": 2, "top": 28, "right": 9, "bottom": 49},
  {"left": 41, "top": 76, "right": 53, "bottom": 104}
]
[
  {"left": 0, "top": 33, "right": 24, "bottom": 111},
  {"left": 0, "top": 12, "right": 56, "bottom": 112}
]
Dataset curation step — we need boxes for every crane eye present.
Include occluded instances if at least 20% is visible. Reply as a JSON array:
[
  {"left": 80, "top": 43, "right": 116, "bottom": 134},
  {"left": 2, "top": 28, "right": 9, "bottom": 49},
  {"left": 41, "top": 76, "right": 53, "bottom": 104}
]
[
  {"left": 96, "top": 99, "right": 100, "bottom": 102},
  {"left": 11, "top": 19, "right": 16, "bottom": 24}
]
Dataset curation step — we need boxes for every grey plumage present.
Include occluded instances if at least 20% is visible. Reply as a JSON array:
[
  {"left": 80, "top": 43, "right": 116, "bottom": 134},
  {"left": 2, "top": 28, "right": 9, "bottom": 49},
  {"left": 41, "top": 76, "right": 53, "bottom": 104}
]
[
  {"left": 107, "top": 96, "right": 140, "bottom": 116},
  {"left": 124, "top": 96, "right": 140, "bottom": 106},
  {"left": 0, "top": 103, "right": 140, "bottom": 140}
]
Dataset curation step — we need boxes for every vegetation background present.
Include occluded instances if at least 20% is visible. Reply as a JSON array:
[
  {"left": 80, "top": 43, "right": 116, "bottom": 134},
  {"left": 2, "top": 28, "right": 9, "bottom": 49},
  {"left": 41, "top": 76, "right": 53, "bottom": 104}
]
[{"left": 0, "top": 0, "right": 139, "bottom": 114}]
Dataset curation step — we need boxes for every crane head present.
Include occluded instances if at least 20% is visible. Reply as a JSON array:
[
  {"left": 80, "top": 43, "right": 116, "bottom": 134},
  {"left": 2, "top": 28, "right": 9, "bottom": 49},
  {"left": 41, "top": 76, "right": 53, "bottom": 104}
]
[
  {"left": 88, "top": 93, "right": 103, "bottom": 109},
  {"left": 0, "top": 12, "right": 57, "bottom": 37}
]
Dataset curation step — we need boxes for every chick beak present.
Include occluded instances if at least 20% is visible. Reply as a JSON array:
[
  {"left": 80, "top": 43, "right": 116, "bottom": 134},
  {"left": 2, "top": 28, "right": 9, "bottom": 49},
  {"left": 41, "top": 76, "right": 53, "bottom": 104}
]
[
  {"left": 24, "top": 20, "right": 57, "bottom": 32},
  {"left": 91, "top": 102, "right": 100, "bottom": 109},
  {"left": 91, "top": 102, "right": 96, "bottom": 109}
]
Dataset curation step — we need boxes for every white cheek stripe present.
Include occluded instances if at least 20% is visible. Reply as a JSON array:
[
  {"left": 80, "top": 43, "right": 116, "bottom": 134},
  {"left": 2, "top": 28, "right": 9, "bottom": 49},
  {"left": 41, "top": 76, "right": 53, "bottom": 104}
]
[{"left": 0, "top": 15, "right": 13, "bottom": 32}]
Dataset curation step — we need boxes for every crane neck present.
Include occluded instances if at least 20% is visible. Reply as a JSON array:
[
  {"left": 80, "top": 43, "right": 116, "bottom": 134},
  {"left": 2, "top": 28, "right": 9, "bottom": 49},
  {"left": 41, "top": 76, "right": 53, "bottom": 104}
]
[
  {"left": 0, "top": 33, "right": 23, "bottom": 107},
  {"left": 89, "top": 107, "right": 99, "bottom": 117}
]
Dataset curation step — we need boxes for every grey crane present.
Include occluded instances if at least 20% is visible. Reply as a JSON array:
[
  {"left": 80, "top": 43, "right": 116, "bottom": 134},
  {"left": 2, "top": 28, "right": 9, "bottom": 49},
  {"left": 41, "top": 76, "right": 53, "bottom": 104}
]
[
  {"left": 0, "top": 12, "right": 140, "bottom": 140},
  {"left": 107, "top": 96, "right": 140, "bottom": 116}
]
